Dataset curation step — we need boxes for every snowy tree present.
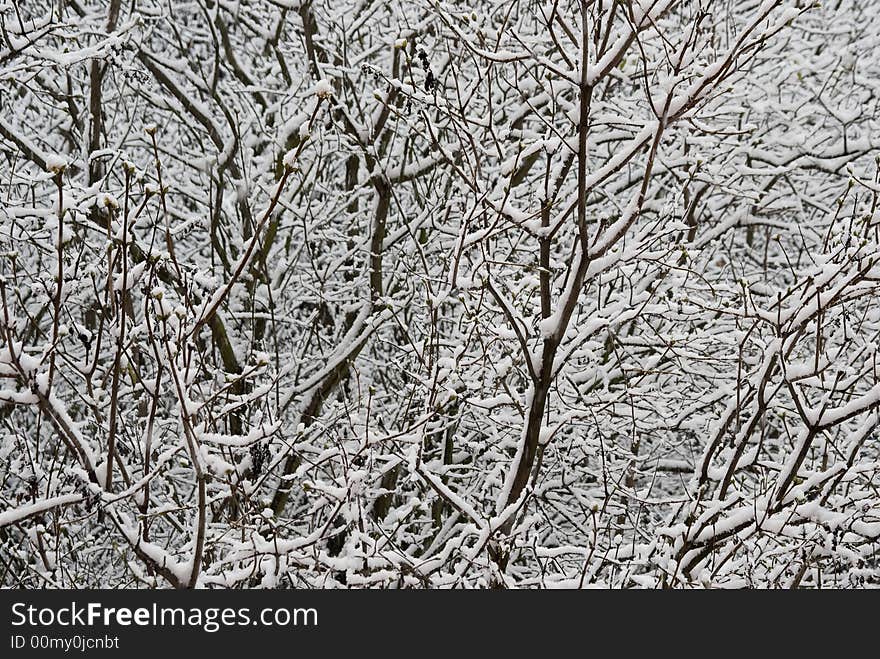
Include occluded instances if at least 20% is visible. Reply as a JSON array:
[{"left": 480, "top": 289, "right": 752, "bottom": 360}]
[{"left": 1, "top": 0, "right": 880, "bottom": 588}]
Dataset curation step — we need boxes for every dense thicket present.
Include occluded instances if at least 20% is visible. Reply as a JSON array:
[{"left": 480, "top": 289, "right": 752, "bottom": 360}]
[{"left": 2, "top": 0, "right": 880, "bottom": 588}]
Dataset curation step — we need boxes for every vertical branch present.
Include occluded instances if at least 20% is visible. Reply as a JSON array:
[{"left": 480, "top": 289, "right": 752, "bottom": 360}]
[
  {"left": 47, "top": 170, "right": 64, "bottom": 393},
  {"left": 104, "top": 165, "right": 132, "bottom": 491},
  {"left": 87, "top": 0, "right": 122, "bottom": 186}
]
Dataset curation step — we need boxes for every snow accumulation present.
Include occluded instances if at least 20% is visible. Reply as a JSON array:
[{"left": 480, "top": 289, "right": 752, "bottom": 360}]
[{"left": 1, "top": 0, "right": 879, "bottom": 591}]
